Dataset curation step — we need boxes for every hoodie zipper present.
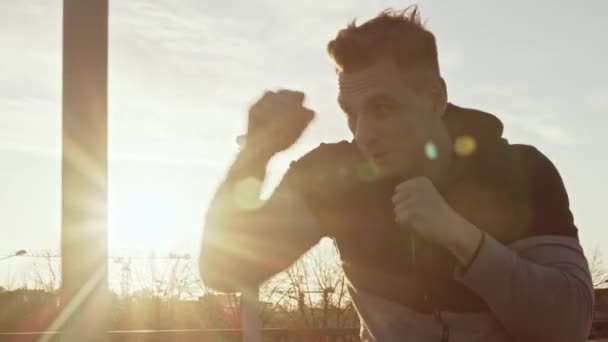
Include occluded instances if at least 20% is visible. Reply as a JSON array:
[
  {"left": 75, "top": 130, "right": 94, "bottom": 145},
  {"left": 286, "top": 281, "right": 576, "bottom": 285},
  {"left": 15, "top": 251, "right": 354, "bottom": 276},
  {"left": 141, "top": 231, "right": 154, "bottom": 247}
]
[{"left": 412, "top": 234, "right": 449, "bottom": 341}]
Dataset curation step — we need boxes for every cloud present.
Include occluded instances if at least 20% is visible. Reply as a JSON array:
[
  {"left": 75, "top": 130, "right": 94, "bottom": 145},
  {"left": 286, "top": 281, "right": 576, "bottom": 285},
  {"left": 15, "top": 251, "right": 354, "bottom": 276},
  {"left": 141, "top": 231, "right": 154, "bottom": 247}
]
[
  {"left": 0, "top": 95, "right": 61, "bottom": 154},
  {"left": 109, "top": 150, "right": 228, "bottom": 169},
  {"left": 108, "top": 1, "right": 276, "bottom": 153},
  {"left": 0, "top": 142, "right": 59, "bottom": 158},
  {"left": 105, "top": 0, "right": 365, "bottom": 171},
  {"left": 456, "top": 81, "right": 576, "bottom": 145},
  {"left": 500, "top": 109, "right": 576, "bottom": 146},
  {"left": 439, "top": 46, "right": 465, "bottom": 72},
  {"left": 587, "top": 88, "right": 608, "bottom": 110},
  {"left": 0, "top": 3, "right": 62, "bottom": 158},
  {"left": 522, "top": 123, "right": 575, "bottom": 145}
]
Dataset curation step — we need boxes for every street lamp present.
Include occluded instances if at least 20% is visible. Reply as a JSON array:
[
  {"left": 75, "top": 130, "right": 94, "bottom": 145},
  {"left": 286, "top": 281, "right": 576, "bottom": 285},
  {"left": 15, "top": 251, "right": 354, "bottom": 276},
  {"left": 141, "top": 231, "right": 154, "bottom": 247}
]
[{"left": 0, "top": 249, "right": 27, "bottom": 261}]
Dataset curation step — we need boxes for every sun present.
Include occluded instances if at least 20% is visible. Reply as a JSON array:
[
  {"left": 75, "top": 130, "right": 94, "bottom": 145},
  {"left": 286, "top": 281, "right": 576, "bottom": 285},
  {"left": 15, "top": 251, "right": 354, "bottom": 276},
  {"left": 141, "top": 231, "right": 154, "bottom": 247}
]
[{"left": 108, "top": 170, "right": 192, "bottom": 254}]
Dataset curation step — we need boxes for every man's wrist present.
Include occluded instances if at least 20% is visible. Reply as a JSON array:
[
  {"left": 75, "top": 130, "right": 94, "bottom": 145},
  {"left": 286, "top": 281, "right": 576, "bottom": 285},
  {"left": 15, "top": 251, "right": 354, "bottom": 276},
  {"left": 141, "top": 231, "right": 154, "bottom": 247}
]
[
  {"left": 445, "top": 217, "right": 484, "bottom": 266},
  {"left": 239, "top": 146, "right": 275, "bottom": 164},
  {"left": 226, "top": 144, "right": 274, "bottom": 183},
  {"left": 238, "top": 135, "right": 277, "bottom": 162}
]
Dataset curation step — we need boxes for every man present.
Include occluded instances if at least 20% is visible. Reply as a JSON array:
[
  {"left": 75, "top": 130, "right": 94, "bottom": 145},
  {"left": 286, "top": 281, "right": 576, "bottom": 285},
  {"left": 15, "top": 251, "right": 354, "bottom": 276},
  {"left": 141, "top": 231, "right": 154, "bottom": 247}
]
[{"left": 200, "top": 6, "right": 593, "bottom": 341}]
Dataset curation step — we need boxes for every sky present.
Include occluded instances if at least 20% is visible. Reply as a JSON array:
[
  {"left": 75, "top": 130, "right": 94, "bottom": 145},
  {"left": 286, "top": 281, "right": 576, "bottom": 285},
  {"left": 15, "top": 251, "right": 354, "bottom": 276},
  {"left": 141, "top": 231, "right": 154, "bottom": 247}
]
[{"left": 1, "top": 1, "right": 607, "bottom": 285}]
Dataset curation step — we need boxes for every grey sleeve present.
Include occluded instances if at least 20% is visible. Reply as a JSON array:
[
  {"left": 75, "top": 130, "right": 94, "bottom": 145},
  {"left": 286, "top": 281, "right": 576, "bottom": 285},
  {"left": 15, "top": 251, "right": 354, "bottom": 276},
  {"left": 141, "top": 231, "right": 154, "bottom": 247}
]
[{"left": 455, "top": 235, "right": 594, "bottom": 342}]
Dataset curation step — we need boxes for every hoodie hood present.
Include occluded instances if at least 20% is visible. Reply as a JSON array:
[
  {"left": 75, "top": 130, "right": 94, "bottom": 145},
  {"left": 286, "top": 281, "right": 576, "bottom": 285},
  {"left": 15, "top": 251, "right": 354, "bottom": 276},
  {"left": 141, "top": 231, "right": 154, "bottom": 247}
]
[
  {"left": 444, "top": 103, "right": 505, "bottom": 152},
  {"left": 441, "top": 103, "right": 507, "bottom": 185}
]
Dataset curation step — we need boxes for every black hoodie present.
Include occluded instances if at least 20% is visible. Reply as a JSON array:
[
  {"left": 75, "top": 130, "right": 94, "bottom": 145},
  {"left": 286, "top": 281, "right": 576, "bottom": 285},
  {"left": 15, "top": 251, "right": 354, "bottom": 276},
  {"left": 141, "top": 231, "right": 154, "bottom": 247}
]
[{"left": 284, "top": 103, "right": 578, "bottom": 313}]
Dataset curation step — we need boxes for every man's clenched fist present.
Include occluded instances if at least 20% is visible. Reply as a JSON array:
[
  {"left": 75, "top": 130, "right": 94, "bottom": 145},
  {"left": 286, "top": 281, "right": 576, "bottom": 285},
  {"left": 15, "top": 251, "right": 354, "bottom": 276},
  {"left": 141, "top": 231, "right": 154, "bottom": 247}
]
[
  {"left": 392, "top": 176, "right": 483, "bottom": 265},
  {"left": 241, "top": 89, "right": 315, "bottom": 156}
]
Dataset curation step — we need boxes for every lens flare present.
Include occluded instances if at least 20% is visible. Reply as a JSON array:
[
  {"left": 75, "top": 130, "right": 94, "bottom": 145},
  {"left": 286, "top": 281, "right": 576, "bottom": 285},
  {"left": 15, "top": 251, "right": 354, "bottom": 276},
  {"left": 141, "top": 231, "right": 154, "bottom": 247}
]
[
  {"left": 233, "top": 177, "right": 264, "bottom": 210},
  {"left": 454, "top": 135, "right": 477, "bottom": 156},
  {"left": 425, "top": 141, "right": 438, "bottom": 160},
  {"left": 356, "top": 161, "right": 380, "bottom": 182}
]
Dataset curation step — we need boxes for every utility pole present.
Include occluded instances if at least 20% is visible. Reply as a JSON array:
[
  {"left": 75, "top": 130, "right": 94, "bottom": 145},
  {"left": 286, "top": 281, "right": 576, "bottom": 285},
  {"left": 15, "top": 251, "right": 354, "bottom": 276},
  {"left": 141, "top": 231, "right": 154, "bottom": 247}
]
[
  {"left": 59, "top": 1, "right": 109, "bottom": 341},
  {"left": 115, "top": 257, "right": 132, "bottom": 298}
]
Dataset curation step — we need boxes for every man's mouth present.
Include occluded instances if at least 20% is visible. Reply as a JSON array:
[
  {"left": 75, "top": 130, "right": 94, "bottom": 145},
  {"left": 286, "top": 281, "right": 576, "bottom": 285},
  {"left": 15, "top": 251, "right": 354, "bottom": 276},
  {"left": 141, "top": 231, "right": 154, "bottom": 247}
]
[{"left": 371, "top": 151, "right": 389, "bottom": 163}]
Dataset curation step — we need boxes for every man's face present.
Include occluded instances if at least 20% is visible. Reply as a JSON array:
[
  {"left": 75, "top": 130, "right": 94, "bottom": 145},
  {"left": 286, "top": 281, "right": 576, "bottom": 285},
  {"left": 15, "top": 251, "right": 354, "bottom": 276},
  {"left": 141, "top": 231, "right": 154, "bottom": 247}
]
[{"left": 337, "top": 59, "right": 445, "bottom": 180}]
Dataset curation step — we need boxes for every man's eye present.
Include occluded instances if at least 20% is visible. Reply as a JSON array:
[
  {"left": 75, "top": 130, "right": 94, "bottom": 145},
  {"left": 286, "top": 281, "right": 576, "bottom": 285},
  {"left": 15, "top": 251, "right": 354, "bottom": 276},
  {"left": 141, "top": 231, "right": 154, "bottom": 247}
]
[
  {"left": 374, "top": 102, "right": 395, "bottom": 116},
  {"left": 378, "top": 103, "right": 391, "bottom": 111}
]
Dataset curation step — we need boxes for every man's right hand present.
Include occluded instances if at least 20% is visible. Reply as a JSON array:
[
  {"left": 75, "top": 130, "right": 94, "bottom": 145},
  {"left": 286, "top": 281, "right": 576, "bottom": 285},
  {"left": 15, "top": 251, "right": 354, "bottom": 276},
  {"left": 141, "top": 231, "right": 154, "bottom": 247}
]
[{"left": 240, "top": 89, "right": 315, "bottom": 156}]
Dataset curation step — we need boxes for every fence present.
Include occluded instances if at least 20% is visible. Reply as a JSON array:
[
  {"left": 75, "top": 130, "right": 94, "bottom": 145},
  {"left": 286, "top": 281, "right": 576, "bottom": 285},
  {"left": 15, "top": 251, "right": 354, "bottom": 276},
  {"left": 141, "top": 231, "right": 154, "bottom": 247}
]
[{"left": 0, "top": 328, "right": 360, "bottom": 342}]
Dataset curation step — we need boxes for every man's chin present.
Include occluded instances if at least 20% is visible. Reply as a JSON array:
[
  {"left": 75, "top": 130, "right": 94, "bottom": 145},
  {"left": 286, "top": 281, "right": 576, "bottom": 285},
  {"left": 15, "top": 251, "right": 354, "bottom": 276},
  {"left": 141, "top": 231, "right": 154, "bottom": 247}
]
[
  {"left": 376, "top": 164, "right": 400, "bottom": 180},
  {"left": 356, "top": 159, "right": 412, "bottom": 183},
  {"left": 377, "top": 164, "right": 417, "bottom": 182}
]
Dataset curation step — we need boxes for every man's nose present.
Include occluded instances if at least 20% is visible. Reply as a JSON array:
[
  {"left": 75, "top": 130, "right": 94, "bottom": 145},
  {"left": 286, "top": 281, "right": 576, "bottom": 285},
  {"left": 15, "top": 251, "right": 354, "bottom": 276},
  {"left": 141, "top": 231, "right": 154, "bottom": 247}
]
[{"left": 354, "top": 118, "right": 380, "bottom": 151}]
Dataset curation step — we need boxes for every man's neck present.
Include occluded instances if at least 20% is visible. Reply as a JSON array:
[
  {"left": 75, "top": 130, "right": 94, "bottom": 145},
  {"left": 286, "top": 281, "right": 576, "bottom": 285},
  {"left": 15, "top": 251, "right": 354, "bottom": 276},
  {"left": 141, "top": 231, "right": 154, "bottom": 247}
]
[{"left": 426, "top": 124, "right": 453, "bottom": 186}]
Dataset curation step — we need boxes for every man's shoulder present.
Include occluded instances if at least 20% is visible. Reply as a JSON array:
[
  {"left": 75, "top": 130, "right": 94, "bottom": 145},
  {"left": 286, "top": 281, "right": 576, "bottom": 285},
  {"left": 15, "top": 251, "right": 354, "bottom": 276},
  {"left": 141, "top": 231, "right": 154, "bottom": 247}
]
[
  {"left": 292, "top": 140, "right": 358, "bottom": 167},
  {"left": 507, "top": 143, "right": 551, "bottom": 165},
  {"left": 501, "top": 142, "right": 565, "bottom": 193},
  {"left": 454, "top": 138, "right": 578, "bottom": 240},
  {"left": 285, "top": 140, "right": 361, "bottom": 179},
  {"left": 283, "top": 140, "right": 363, "bottom": 197},
  {"left": 500, "top": 142, "right": 578, "bottom": 239}
]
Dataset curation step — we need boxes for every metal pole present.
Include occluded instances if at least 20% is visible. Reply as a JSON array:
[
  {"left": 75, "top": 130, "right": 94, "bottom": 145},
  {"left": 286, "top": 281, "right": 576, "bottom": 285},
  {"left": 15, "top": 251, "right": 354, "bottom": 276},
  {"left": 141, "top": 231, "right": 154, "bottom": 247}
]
[
  {"left": 241, "top": 286, "right": 262, "bottom": 342},
  {"left": 59, "top": 0, "right": 109, "bottom": 341}
]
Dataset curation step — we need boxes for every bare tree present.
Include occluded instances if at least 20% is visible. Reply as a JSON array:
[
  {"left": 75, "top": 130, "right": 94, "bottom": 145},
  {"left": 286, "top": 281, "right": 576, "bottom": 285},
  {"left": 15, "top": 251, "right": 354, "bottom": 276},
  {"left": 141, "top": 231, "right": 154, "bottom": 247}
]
[
  {"left": 308, "top": 243, "right": 357, "bottom": 328},
  {"left": 196, "top": 240, "right": 359, "bottom": 330},
  {"left": 32, "top": 251, "right": 60, "bottom": 292},
  {"left": 286, "top": 256, "right": 313, "bottom": 327},
  {"left": 197, "top": 280, "right": 241, "bottom": 329},
  {"left": 590, "top": 247, "right": 608, "bottom": 288},
  {"left": 258, "top": 272, "right": 292, "bottom": 326},
  {"left": 257, "top": 240, "right": 358, "bottom": 329}
]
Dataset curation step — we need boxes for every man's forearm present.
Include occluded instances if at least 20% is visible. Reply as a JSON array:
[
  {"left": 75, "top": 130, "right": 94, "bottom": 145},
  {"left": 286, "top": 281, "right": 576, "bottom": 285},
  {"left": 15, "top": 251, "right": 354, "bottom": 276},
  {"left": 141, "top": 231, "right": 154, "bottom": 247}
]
[
  {"left": 200, "top": 147, "right": 322, "bottom": 291},
  {"left": 206, "top": 146, "right": 274, "bottom": 218},
  {"left": 200, "top": 148, "right": 273, "bottom": 289},
  {"left": 222, "top": 147, "right": 273, "bottom": 192},
  {"left": 455, "top": 235, "right": 594, "bottom": 341},
  {"left": 442, "top": 216, "right": 484, "bottom": 268}
]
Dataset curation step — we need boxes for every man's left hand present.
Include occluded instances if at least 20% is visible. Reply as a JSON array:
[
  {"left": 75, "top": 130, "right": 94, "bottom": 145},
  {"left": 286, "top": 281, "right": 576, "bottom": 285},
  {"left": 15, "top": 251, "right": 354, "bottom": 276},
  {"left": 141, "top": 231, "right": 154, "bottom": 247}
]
[{"left": 392, "top": 176, "right": 483, "bottom": 265}]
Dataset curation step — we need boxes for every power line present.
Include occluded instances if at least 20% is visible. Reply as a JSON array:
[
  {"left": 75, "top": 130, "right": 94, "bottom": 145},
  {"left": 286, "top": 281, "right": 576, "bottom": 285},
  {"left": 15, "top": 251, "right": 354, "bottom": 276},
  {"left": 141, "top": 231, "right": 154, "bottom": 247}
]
[{"left": 1, "top": 252, "right": 193, "bottom": 260}]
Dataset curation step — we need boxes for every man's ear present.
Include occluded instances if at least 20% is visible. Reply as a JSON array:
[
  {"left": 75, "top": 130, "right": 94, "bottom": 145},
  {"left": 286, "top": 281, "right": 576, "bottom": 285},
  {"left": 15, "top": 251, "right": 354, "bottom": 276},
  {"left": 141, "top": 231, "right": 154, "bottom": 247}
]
[{"left": 430, "top": 77, "right": 448, "bottom": 117}]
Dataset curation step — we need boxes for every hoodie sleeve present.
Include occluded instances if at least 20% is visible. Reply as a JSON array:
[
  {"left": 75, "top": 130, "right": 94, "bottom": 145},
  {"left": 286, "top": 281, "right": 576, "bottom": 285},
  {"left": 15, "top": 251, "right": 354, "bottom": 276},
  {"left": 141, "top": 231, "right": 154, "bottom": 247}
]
[
  {"left": 455, "top": 235, "right": 593, "bottom": 342},
  {"left": 454, "top": 145, "right": 593, "bottom": 341}
]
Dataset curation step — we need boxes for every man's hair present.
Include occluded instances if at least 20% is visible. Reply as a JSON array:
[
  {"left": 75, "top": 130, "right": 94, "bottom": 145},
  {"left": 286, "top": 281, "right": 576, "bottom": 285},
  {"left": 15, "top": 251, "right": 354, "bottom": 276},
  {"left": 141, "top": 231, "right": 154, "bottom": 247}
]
[{"left": 327, "top": 5, "right": 439, "bottom": 75}]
